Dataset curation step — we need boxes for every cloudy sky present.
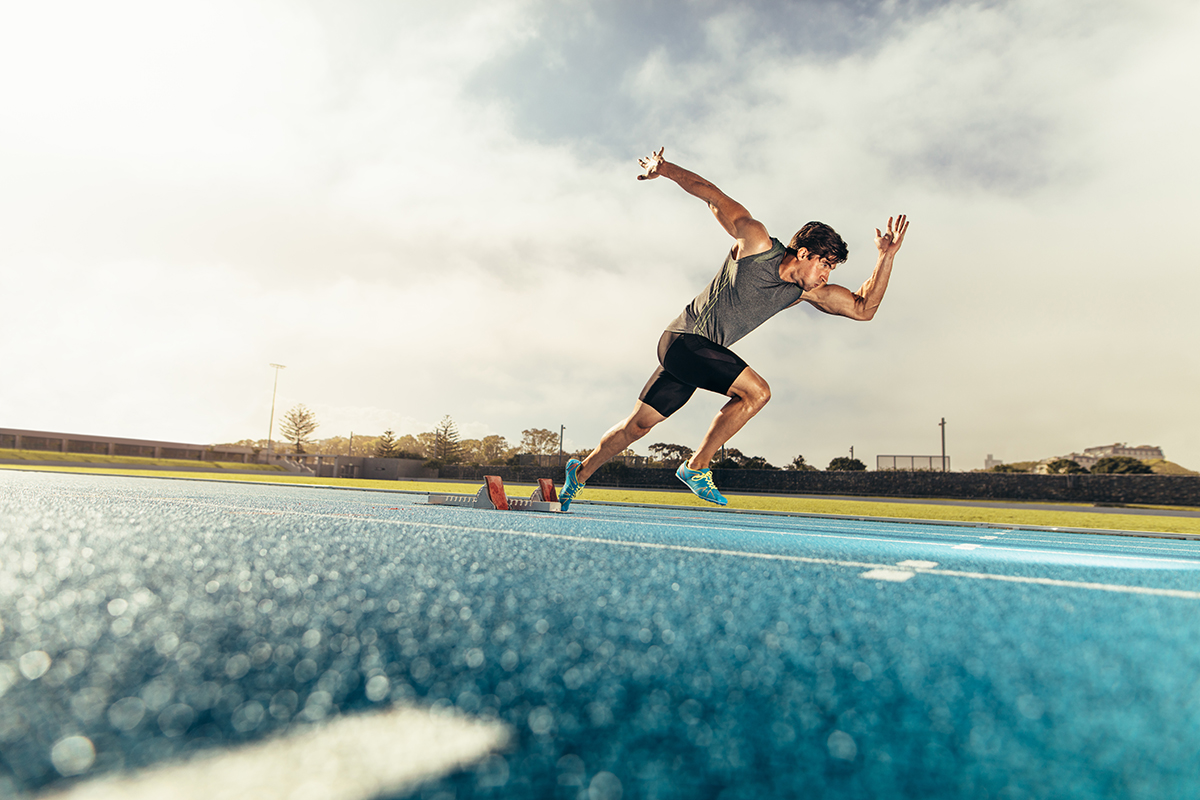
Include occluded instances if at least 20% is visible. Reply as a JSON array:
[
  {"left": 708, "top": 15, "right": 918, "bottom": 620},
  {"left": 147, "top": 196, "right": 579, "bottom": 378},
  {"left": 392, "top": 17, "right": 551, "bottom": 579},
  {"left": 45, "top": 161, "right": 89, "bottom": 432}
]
[{"left": 2, "top": 0, "right": 1198, "bottom": 471}]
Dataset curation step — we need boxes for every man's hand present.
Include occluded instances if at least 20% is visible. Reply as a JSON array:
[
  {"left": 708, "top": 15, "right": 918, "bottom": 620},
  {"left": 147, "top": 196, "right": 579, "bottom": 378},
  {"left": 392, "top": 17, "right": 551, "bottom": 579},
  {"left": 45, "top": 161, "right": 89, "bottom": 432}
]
[
  {"left": 637, "top": 147, "right": 665, "bottom": 180},
  {"left": 875, "top": 215, "right": 909, "bottom": 257}
]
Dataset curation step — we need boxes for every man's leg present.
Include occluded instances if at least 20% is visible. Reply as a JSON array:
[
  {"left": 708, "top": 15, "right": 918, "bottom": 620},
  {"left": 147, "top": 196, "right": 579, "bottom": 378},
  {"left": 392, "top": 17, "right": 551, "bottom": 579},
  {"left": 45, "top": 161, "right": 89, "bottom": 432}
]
[
  {"left": 578, "top": 401, "right": 667, "bottom": 482},
  {"left": 687, "top": 367, "right": 771, "bottom": 470}
]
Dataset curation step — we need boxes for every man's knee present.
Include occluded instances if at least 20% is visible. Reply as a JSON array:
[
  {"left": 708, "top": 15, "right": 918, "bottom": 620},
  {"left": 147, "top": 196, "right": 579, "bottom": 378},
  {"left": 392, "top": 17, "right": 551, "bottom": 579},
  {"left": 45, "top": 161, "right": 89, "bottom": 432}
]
[
  {"left": 624, "top": 417, "right": 657, "bottom": 440},
  {"left": 623, "top": 405, "right": 663, "bottom": 440},
  {"left": 734, "top": 374, "right": 771, "bottom": 412}
]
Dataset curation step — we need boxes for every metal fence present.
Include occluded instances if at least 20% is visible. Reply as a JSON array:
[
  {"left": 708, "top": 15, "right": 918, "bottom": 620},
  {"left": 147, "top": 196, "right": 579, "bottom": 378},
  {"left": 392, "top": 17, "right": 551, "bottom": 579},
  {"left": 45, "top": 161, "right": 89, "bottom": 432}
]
[{"left": 876, "top": 455, "right": 951, "bottom": 471}]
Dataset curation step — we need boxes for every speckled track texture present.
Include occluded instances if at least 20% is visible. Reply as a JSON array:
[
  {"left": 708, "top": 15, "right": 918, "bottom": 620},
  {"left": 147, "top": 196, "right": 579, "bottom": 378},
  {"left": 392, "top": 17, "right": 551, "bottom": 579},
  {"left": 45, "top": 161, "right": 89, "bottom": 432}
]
[{"left": 3, "top": 470, "right": 1200, "bottom": 799}]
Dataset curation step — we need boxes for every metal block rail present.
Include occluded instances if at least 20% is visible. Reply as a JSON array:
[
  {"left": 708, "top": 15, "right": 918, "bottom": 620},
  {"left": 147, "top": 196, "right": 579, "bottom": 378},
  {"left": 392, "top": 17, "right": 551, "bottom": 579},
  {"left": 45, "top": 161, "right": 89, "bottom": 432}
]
[{"left": 426, "top": 476, "right": 562, "bottom": 513}]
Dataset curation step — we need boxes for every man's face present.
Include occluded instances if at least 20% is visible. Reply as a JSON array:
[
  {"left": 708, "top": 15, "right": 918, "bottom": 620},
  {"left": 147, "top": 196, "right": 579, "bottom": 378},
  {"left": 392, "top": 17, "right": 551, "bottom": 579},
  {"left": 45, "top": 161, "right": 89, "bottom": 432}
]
[{"left": 797, "top": 250, "right": 836, "bottom": 290}]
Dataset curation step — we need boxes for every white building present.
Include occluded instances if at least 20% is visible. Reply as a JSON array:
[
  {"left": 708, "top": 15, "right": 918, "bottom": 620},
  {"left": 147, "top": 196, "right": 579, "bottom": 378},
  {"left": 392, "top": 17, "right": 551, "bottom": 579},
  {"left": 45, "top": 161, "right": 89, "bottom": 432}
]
[{"left": 1046, "top": 443, "right": 1164, "bottom": 471}]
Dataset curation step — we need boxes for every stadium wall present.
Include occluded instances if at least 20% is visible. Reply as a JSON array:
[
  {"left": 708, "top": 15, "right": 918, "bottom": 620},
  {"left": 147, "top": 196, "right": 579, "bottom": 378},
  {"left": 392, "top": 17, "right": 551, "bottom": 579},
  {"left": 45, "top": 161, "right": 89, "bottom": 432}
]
[{"left": 437, "top": 464, "right": 1200, "bottom": 507}]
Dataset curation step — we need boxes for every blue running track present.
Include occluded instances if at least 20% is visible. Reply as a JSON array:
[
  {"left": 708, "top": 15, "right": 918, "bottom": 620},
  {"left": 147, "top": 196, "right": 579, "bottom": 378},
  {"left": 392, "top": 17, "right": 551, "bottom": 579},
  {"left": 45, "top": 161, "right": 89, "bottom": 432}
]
[{"left": 2, "top": 470, "right": 1199, "bottom": 799}]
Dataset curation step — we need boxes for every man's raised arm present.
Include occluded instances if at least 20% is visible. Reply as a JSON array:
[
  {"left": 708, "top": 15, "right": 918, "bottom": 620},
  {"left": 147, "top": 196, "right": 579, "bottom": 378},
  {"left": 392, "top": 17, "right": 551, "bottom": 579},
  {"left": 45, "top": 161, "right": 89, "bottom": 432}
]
[
  {"left": 638, "top": 147, "right": 772, "bottom": 257},
  {"left": 802, "top": 215, "right": 909, "bottom": 321}
]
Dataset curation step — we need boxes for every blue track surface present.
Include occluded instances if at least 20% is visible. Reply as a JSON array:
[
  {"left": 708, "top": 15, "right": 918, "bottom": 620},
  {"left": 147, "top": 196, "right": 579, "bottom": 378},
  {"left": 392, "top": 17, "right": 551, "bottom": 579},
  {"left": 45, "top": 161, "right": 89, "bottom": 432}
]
[{"left": 3, "top": 470, "right": 1200, "bottom": 799}]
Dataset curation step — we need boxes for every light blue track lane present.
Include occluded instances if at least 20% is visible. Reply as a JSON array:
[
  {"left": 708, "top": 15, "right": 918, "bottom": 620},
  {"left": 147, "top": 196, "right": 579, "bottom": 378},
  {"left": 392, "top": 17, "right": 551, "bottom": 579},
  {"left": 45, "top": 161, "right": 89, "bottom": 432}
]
[{"left": 3, "top": 470, "right": 1200, "bottom": 799}]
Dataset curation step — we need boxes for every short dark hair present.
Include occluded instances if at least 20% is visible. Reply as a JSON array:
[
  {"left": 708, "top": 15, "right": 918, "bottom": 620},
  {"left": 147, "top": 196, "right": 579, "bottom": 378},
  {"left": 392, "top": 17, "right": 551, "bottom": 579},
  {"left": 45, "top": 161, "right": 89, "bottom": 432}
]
[{"left": 787, "top": 222, "right": 847, "bottom": 264}]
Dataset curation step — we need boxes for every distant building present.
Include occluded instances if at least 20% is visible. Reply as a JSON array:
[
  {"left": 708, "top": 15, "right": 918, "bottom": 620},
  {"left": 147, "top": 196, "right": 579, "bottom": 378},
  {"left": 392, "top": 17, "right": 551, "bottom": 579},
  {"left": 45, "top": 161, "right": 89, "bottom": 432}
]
[
  {"left": 1044, "top": 442, "right": 1164, "bottom": 471},
  {"left": 0, "top": 427, "right": 256, "bottom": 462},
  {"left": 984, "top": 454, "right": 1004, "bottom": 470},
  {"left": 1082, "top": 443, "right": 1163, "bottom": 462}
]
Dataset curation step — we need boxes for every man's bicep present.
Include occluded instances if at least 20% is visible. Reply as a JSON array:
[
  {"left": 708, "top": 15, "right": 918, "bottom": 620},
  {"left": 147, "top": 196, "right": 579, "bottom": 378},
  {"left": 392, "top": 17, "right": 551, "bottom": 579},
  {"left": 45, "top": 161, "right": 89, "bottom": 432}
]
[
  {"left": 707, "top": 194, "right": 753, "bottom": 236},
  {"left": 800, "top": 284, "right": 864, "bottom": 318},
  {"left": 709, "top": 202, "right": 771, "bottom": 256}
]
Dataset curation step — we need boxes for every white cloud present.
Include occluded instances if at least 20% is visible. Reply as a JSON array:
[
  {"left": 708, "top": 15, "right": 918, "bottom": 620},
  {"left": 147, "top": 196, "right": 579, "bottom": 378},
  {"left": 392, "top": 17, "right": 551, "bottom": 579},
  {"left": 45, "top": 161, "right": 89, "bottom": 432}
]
[{"left": 2, "top": 0, "right": 1198, "bottom": 470}]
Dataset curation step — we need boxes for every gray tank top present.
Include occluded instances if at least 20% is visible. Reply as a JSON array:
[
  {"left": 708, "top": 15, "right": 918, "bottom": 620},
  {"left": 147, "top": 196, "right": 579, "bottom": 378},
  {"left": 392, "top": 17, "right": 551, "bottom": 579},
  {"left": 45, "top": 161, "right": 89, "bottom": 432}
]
[{"left": 666, "top": 238, "right": 800, "bottom": 347}]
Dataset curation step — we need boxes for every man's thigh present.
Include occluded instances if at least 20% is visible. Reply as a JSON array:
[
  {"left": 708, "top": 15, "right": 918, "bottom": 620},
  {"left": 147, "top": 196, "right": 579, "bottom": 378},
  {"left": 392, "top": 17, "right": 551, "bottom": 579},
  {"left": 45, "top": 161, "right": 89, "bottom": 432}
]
[
  {"left": 638, "top": 367, "right": 695, "bottom": 418},
  {"left": 661, "top": 333, "right": 750, "bottom": 396}
]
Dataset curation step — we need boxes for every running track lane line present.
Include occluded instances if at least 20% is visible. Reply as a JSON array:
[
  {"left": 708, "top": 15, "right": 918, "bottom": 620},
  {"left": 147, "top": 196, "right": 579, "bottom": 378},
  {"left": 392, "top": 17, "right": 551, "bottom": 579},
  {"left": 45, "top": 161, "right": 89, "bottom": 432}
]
[
  {"left": 161, "top": 499, "right": 1200, "bottom": 601},
  {"left": 41, "top": 704, "right": 509, "bottom": 800}
]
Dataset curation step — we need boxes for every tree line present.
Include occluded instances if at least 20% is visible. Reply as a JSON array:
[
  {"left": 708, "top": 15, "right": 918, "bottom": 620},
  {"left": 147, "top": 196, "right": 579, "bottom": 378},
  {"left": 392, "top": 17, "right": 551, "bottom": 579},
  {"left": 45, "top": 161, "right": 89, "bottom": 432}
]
[
  {"left": 225, "top": 404, "right": 873, "bottom": 470},
  {"left": 991, "top": 456, "right": 1154, "bottom": 475}
]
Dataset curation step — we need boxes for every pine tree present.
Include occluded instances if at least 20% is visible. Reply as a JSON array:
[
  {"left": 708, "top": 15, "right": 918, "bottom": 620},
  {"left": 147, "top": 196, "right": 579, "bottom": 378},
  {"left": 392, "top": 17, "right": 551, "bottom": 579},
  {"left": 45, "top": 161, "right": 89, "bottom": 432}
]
[
  {"left": 277, "top": 404, "right": 319, "bottom": 454},
  {"left": 434, "top": 415, "right": 462, "bottom": 463},
  {"left": 375, "top": 429, "right": 401, "bottom": 458}
]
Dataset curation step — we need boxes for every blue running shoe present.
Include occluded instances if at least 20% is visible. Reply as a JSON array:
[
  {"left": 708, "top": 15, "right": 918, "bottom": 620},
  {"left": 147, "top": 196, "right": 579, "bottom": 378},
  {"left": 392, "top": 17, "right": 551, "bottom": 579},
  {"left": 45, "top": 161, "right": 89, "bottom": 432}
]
[
  {"left": 560, "top": 458, "right": 585, "bottom": 511},
  {"left": 676, "top": 463, "right": 728, "bottom": 506}
]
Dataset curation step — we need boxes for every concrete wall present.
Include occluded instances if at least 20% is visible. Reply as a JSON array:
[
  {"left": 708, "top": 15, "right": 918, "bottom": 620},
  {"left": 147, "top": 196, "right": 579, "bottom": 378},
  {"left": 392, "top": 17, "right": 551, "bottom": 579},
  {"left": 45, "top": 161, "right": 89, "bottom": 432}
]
[
  {"left": 324, "top": 457, "right": 436, "bottom": 480},
  {"left": 0, "top": 427, "right": 253, "bottom": 462},
  {"left": 438, "top": 464, "right": 1200, "bottom": 507}
]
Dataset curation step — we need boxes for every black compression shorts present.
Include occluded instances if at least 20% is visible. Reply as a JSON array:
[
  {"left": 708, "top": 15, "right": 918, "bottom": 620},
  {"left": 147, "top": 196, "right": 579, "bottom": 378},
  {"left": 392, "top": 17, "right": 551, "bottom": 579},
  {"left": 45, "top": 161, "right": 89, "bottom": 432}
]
[{"left": 638, "top": 331, "right": 750, "bottom": 418}]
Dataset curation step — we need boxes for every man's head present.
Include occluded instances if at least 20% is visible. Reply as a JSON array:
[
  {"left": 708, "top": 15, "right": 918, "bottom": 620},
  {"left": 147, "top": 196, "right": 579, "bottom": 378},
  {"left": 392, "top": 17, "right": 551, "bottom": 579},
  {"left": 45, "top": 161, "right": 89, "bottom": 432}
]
[
  {"left": 787, "top": 221, "right": 848, "bottom": 265},
  {"left": 785, "top": 222, "right": 847, "bottom": 291}
]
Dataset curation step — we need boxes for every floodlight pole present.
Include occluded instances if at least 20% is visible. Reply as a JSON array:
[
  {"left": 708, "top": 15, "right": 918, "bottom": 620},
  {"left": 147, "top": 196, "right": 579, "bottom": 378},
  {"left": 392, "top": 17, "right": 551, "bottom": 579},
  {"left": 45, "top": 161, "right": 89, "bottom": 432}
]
[
  {"left": 267, "top": 363, "right": 286, "bottom": 459},
  {"left": 939, "top": 417, "right": 947, "bottom": 472},
  {"left": 559, "top": 425, "right": 565, "bottom": 468}
]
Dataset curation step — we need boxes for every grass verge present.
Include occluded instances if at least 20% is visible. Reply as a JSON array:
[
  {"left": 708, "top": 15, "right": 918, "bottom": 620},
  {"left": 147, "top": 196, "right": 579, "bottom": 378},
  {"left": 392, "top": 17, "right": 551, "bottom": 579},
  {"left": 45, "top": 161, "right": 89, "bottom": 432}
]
[
  {"left": 4, "top": 462, "right": 1198, "bottom": 536},
  {"left": 0, "top": 448, "right": 285, "bottom": 471}
]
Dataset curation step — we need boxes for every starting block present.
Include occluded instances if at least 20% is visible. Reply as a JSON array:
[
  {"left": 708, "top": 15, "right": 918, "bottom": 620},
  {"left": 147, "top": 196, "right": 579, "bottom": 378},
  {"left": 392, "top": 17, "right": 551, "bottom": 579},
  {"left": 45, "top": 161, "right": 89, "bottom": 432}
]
[{"left": 426, "top": 475, "right": 562, "bottom": 513}]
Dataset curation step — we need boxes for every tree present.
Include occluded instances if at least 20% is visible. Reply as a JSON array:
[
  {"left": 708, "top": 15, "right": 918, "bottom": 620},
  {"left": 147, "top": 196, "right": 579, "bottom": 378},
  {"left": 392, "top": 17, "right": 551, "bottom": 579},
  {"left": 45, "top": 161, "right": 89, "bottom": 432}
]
[
  {"left": 521, "top": 428, "right": 559, "bottom": 456},
  {"left": 787, "top": 455, "right": 818, "bottom": 471},
  {"left": 479, "top": 434, "right": 513, "bottom": 464},
  {"left": 1045, "top": 458, "right": 1088, "bottom": 474},
  {"left": 416, "top": 432, "right": 438, "bottom": 459},
  {"left": 277, "top": 404, "right": 319, "bottom": 454},
  {"left": 740, "top": 455, "right": 778, "bottom": 470},
  {"left": 709, "top": 448, "right": 776, "bottom": 470},
  {"left": 990, "top": 464, "right": 1026, "bottom": 473},
  {"left": 1090, "top": 456, "right": 1153, "bottom": 474},
  {"left": 434, "top": 415, "right": 462, "bottom": 463},
  {"left": 648, "top": 442, "right": 694, "bottom": 468},
  {"left": 712, "top": 447, "right": 746, "bottom": 470},
  {"left": 828, "top": 456, "right": 866, "bottom": 471},
  {"left": 375, "top": 429, "right": 401, "bottom": 458}
]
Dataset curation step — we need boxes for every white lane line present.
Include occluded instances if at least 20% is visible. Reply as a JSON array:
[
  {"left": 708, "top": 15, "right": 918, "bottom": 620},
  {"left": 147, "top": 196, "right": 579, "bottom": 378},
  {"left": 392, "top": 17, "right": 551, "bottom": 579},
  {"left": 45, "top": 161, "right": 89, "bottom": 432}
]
[
  {"left": 860, "top": 569, "right": 916, "bottom": 583},
  {"left": 913, "top": 567, "right": 1200, "bottom": 599},
  {"left": 135, "top": 499, "right": 1200, "bottom": 598},
  {"left": 43, "top": 705, "right": 509, "bottom": 800},
  {"left": 423, "top": 527, "right": 1200, "bottom": 600},
  {"left": 156, "top": 497, "right": 1200, "bottom": 562}
]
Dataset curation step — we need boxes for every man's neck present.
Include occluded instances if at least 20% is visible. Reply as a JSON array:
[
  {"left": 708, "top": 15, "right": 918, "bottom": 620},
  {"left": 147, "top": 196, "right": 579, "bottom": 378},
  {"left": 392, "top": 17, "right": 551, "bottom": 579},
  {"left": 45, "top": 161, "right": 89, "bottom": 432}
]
[{"left": 778, "top": 253, "right": 805, "bottom": 288}]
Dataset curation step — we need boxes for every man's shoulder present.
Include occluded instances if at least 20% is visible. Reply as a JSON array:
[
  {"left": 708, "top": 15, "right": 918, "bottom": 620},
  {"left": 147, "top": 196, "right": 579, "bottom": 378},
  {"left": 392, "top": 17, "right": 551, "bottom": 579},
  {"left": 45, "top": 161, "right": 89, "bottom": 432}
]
[{"left": 733, "top": 237, "right": 784, "bottom": 263}]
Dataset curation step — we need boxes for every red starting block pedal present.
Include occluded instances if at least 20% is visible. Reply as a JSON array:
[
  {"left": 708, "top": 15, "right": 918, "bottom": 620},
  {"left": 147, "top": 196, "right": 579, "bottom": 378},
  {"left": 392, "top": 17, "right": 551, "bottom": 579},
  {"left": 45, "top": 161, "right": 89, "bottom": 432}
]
[
  {"left": 532, "top": 478, "right": 557, "bottom": 503},
  {"left": 426, "top": 476, "right": 561, "bottom": 512}
]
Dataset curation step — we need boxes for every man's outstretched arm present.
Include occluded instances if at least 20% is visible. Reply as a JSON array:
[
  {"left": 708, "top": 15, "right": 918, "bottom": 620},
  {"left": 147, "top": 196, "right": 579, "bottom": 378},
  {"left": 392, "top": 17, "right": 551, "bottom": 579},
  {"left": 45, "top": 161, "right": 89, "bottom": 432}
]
[
  {"left": 638, "top": 147, "right": 773, "bottom": 257},
  {"left": 802, "top": 215, "right": 909, "bottom": 321}
]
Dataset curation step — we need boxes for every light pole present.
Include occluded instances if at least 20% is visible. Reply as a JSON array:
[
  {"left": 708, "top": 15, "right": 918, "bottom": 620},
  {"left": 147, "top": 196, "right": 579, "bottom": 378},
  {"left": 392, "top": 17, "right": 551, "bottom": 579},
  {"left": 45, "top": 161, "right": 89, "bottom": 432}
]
[
  {"left": 267, "top": 363, "right": 286, "bottom": 459},
  {"left": 939, "top": 417, "right": 947, "bottom": 472}
]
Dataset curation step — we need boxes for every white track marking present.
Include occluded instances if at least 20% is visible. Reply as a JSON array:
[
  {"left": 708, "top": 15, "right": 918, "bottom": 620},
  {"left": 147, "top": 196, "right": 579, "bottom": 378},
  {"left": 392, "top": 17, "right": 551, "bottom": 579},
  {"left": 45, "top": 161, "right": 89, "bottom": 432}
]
[
  {"left": 42, "top": 705, "right": 508, "bottom": 800},
  {"left": 860, "top": 569, "right": 916, "bottom": 582},
  {"left": 114, "top": 497, "right": 1200, "bottom": 599}
]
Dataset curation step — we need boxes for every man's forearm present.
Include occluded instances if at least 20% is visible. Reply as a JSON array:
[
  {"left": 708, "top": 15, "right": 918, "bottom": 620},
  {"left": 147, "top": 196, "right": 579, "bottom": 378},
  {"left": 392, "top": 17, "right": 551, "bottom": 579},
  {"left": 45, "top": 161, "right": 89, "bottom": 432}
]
[
  {"left": 855, "top": 253, "right": 896, "bottom": 320},
  {"left": 656, "top": 161, "right": 725, "bottom": 206}
]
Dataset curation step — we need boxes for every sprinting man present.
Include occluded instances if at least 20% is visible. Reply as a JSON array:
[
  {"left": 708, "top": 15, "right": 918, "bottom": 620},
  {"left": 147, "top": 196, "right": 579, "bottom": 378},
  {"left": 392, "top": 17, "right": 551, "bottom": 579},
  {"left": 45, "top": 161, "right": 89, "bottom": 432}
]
[{"left": 560, "top": 147, "right": 909, "bottom": 510}]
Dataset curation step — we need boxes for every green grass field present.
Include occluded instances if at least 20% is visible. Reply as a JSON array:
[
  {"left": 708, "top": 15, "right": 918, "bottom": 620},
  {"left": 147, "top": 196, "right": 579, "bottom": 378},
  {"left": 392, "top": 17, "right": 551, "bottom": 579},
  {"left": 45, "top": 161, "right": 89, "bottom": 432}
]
[
  {"left": 0, "top": 448, "right": 286, "bottom": 471},
  {"left": 4, "top": 462, "right": 1198, "bottom": 537}
]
